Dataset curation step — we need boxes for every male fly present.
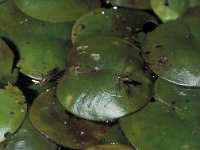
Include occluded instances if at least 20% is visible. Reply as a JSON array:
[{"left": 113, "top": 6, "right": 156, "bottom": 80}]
[
  {"left": 39, "top": 67, "right": 65, "bottom": 85},
  {"left": 114, "top": 74, "right": 141, "bottom": 97}
]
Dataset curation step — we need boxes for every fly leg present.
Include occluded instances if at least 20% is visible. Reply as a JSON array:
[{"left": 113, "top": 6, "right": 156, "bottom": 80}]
[
  {"left": 115, "top": 82, "right": 122, "bottom": 98},
  {"left": 124, "top": 84, "right": 133, "bottom": 97}
]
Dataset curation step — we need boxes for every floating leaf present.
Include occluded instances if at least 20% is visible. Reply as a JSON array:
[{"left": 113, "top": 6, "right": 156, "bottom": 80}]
[
  {"left": 120, "top": 78, "right": 200, "bottom": 150},
  {"left": 0, "top": 114, "right": 55, "bottom": 150},
  {"left": 57, "top": 37, "right": 153, "bottom": 121},
  {"left": 0, "top": 85, "right": 27, "bottom": 142},
  {"left": 181, "top": 6, "right": 200, "bottom": 41},
  {"left": 151, "top": 0, "right": 189, "bottom": 22},
  {"left": 142, "top": 20, "right": 200, "bottom": 87},
  {"left": 72, "top": 8, "right": 158, "bottom": 44},
  {"left": 0, "top": 0, "right": 72, "bottom": 79},
  {"left": 13, "top": 0, "right": 100, "bottom": 22},
  {"left": 30, "top": 90, "right": 110, "bottom": 149}
]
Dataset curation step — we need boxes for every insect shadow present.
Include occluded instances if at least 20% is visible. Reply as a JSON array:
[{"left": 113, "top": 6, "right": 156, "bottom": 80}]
[
  {"left": 35, "top": 67, "right": 65, "bottom": 85},
  {"left": 41, "top": 67, "right": 65, "bottom": 85},
  {"left": 112, "top": 63, "right": 142, "bottom": 98}
]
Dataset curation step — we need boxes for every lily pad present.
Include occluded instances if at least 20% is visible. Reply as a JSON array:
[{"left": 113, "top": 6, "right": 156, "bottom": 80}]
[
  {"left": 0, "top": 85, "right": 27, "bottom": 143},
  {"left": 151, "top": 0, "right": 189, "bottom": 22},
  {"left": 0, "top": 38, "right": 18, "bottom": 84},
  {"left": 85, "top": 144, "right": 135, "bottom": 150},
  {"left": 72, "top": 8, "right": 158, "bottom": 44},
  {"left": 181, "top": 6, "right": 200, "bottom": 41},
  {"left": 13, "top": 0, "right": 100, "bottom": 22},
  {"left": 108, "top": 0, "right": 151, "bottom": 9},
  {"left": 120, "top": 78, "right": 200, "bottom": 150},
  {"left": 142, "top": 20, "right": 200, "bottom": 87},
  {"left": 0, "top": 0, "right": 72, "bottom": 79},
  {"left": 57, "top": 37, "right": 153, "bottom": 121},
  {"left": 30, "top": 90, "right": 110, "bottom": 149},
  {"left": 0, "top": 114, "right": 55, "bottom": 150}
]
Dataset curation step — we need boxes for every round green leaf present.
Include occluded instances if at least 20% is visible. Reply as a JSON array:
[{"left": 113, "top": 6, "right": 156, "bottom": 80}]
[
  {"left": 13, "top": 0, "right": 100, "bottom": 22},
  {"left": 0, "top": 85, "right": 27, "bottom": 142},
  {"left": 57, "top": 37, "right": 153, "bottom": 121},
  {"left": 108, "top": 0, "right": 151, "bottom": 9},
  {"left": 142, "top": 20, "right": 200, "bottom": 87},
  {"left": 30, "top": 90, "right": 110, "bottom": 149},
  {"left": 72, "top": 8, "right": 158, "bottom": 44},
  {"left": 181, "top": 6, "right": 200, "bottom": 41},
  {"left": 0, "top": 0, "right": 72, "bottom": 79},
  {"left": 85, "top": 144, "right": 135, "bottom": 150},
  {"left": 151, "top": 0, "right": 189, "bottom": 22},
  {"left": 120, "top": 78, "right": 200, "bottom": 150},
  {"left": 0, "top": 38, "right": 18, "bottom": 84},
  {"left": 0, "top": 114, "right": 55, "bottom": 150}
]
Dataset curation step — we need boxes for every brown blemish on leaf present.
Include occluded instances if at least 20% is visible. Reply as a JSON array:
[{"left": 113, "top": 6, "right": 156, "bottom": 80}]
[
  {"left": 158, "top": 56, "right": 168, "bottom": 65},
  {"left": 66, "top": 95, "right": 73, "bottom": 106},
  {"left": 67, "top": 117, "right": 109, "bottom": 148}
]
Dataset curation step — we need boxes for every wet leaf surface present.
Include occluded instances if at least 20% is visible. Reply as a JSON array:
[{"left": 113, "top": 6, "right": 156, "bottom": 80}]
[
  {"left": 0, "top": 38, "right": 18, "bottom": 84},
  {"left": 108, "top": 0, "right": 151, "bottom": 9},
  {"left": 0, "top": 85, "right": 27, "bottom": 142},
  {"left": 30, "top": 90, "right": 110, "bottom": 149},
  {"left": 0, "top": 114, "right": 55, "bottom": 150},
  {"left": 72, "top": 8, "right": 158, "bottom": 44},
  {"left": 57, "top": 37, "right": 153, "bottom": 121},
  {"left": 151, "top": 0, "right": 189, "bottom": 22},
  {"left": 120, "top": 78, "right": 200, "bottom": 150},
  {"left": 0, "top": 0, "right": 72, "bottom": 79},
  {"left": 13, "top": 0, "right": 100, "bottom": 22},
  {"left": 142, "top": 20, "right": 200, "bottom": 87}
]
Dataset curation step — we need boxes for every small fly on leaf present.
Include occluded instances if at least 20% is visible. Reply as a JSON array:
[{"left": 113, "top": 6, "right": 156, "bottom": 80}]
[
  {"left": 114, "top": 74, "right": 141, "bottom": 97},
  {"left": 39, "top": 67, "right": 65, "bottom": 85}
]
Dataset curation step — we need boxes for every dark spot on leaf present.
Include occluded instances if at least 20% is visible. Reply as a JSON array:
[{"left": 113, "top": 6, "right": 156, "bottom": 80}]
[
  {"left": 156, "top": 45, "right": 162, "bottom": 48},
  {"left": 144, "top": 51, "right": 151, "bottom": 55},
  {"left": 193, "top": 125, "right": 200, "bottom": 135},
  {"left": 10, "top": 112, "right": 15, "bottom": 115},
  {"left": 186, "top": 99, "right": 189, "bottom": 103},
  {"left": 163, "top": 0, "right": 169, "bottom": 6},
  {"left": 172, "top": 101, "right": 175, "bottom": 105},
  {"left": 18, "top": 101, "right": 23, "bottom": 105},
  {"left": 77, "top": 24, "right": 85, "bottom": 33}
]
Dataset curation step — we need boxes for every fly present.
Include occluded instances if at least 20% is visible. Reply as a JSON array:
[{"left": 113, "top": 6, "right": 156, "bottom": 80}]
[
  {"left": 114, "top": 74, "right": 141, "bottom": 97},
  {"left": 39, "top": 67, "right": 65, "bottom": 85},
  {"left": 115, "top": 75, "right": 141, "bottom": 85}
]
